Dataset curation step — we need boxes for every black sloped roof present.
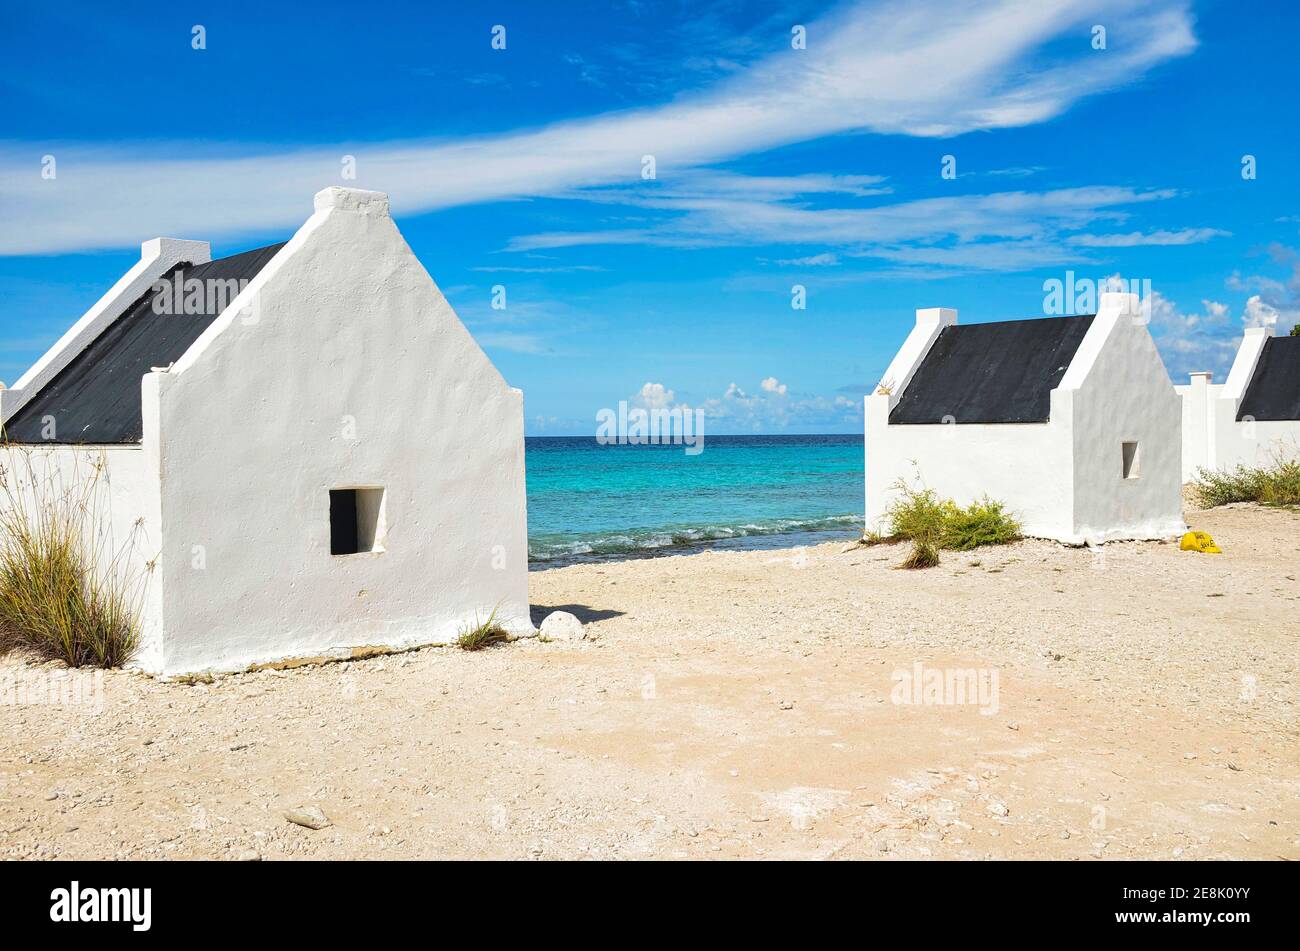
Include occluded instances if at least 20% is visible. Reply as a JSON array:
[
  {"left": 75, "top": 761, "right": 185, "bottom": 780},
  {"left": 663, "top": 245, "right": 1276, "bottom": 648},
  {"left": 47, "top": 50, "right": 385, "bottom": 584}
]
[
  {"left": 1237, "top": 335, "right": 1300, "bottom": 421},
  {"left": 888, "top": 314, "right": 1095, "bottom": 424},
  {"left": 4, "top": 243, "right": 284, "bottom": 445}
]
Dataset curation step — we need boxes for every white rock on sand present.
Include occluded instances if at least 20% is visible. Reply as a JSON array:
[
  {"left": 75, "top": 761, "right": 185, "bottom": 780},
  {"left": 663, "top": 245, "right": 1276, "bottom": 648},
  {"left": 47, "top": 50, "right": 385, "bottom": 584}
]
[{"left": 540, "top": 611, "right": 585, "bottom": 642}]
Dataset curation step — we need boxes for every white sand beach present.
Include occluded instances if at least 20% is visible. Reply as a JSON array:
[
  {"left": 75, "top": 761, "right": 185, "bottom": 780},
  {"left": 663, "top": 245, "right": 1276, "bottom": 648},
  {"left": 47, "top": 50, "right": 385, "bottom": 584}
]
[{"left": 1, "top": 503, "right": 1296, "bottom": 860}]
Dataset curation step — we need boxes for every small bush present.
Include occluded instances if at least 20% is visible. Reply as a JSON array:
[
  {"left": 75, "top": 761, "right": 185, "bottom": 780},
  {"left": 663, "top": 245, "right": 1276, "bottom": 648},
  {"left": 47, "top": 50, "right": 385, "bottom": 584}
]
[
  {"left": 455, "top": 606, "right": 510, "bottom": 652},
  {"left": 885, "top": 475, "right": 1022, "bottom": 569},
  {"left": 1193, "top": 456, "right": 1300, "bottom": 508},
  {"left": 943, "top": 497, "right": 1023, "bottom": 551},
  {"left": 886, "top": 481, "right": 949, "bottom": 569},
  {"left": 0, "top": 446, "right": 144, "bottom": 667}
]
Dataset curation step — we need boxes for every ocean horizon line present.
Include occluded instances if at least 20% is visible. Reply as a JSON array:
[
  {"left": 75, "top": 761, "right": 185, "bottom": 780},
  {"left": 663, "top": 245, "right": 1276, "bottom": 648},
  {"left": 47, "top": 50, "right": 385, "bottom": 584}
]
[{"left": 525, "top": 432, "right": 864, "bottom": 440}]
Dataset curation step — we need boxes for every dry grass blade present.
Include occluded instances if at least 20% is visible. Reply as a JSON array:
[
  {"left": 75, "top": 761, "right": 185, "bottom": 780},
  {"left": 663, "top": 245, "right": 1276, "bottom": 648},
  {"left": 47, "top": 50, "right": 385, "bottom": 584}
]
[
  {"left": 0, "top": 440, "right": 146, "bottom": 668},
  {"left": 455, "top": 605, "right": 510, "bottom": 652}
]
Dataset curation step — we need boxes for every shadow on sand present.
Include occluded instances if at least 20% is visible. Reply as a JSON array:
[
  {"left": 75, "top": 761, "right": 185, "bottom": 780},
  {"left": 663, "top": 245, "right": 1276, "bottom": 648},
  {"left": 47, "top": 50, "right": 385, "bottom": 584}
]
[{"left": 530, "top": 603, "right": 626, "bottom": 626}]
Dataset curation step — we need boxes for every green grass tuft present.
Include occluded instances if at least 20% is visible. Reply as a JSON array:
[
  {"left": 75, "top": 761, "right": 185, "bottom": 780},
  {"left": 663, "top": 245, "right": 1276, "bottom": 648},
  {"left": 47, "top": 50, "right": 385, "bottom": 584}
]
[
  {"left": 899, "top": 539, "right": 941, "bottom": 569},
  {"left": 455, "top": 606, "right": 510, "bottom": 652},
  {"left": 1192, "top": 455, "right": 1300, "bottom": 508},
  {"left": 885, "top": 474, "right": 1022, "bottom": 569}
]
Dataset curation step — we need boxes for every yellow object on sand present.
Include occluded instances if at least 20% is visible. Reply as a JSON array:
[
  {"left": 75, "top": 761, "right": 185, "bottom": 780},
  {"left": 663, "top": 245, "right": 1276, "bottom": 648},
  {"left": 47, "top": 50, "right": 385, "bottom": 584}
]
[{"left": 1180, "top": 531, "right": 1222, "bottom": 554}]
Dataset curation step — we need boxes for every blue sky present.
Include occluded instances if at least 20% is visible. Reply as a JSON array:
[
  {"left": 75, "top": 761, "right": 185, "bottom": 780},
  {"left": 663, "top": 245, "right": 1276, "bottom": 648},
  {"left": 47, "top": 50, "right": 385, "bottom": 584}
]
[{"left": 2, "top": 0, "right": 1298, "bottom": 434}]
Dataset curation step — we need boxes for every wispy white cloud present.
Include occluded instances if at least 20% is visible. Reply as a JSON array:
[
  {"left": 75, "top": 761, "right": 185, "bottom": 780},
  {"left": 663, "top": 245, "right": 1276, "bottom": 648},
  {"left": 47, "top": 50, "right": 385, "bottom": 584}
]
[
  {"left": 983, "top": 166, "right": 1048, "bottom": 178},
  {"left": 773, "top": 252, "right": 840, "bottom": 267},
  {"left": 470, "top": 264, "right": 607, "bottom": 274},
  {"left": 509, "top": 182, "right": 1182, "bottom": 272},
  {"left": 1068, "top": 227, "right": 1229, "bottom": 247},
  {"left": 0, "top": 0, "right": 1195, "bottom": 255},
  {"left": 451, "top": 293, "right": 588, "bottom": 356},
  {"left": 472, "top": 331, "right": 552, "bottom": 354}
]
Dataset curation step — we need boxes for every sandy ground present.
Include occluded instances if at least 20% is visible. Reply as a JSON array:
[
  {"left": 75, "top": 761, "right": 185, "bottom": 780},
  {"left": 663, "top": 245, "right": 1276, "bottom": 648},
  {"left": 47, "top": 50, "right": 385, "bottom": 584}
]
[{"left": 1, "top": 504, "right": 1296, "bottom": 861}]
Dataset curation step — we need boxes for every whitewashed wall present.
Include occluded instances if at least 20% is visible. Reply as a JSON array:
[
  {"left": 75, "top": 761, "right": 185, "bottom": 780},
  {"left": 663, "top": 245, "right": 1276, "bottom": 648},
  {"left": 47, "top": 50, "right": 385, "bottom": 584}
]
[
  {"left": 1217, "top": 420, "right": 1300, "bottom": 468},
  {"left": 141, "top": 187, "right": 531, "bottom": 675},
  {"left": 865, "top": 397, "right": 1070, "bottom": 539},
  {"left": 1177, "top": 330, "right": 1300, "bottom": 475},
  {"left": 1175, "top": 373, "right": 1219, "bottom": 480}
]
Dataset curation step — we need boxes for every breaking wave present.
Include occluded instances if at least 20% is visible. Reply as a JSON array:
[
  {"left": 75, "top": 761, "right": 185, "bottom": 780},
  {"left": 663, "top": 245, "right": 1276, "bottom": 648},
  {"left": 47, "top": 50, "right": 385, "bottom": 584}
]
[{"left": 528, "top": 513, "right": 860, "bottom": 565}]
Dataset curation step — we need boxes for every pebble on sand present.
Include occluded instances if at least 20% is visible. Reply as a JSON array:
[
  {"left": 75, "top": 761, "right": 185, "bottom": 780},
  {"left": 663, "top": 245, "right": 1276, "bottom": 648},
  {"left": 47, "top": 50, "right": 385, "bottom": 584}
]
[{"left": 285, "top": 806, "right": 331, "bottom": 830}]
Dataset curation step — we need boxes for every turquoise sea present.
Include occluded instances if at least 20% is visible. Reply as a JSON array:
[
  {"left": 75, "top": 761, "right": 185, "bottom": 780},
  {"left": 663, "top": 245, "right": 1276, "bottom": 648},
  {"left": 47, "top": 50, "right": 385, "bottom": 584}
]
[{"left": 526, "top": 434, "right": 863, "bottom": 565}]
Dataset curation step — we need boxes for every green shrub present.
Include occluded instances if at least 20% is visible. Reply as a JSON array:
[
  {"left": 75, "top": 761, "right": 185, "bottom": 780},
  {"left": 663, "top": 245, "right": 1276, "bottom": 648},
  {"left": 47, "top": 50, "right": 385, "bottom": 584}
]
[
  {"left": 943, "top": 497, "right": 1023, "bottom": 551},
  {"left": 0, "top": 446, "right": 144, "bottom": 667},
  {"left": 1193, "top": 456, "right": 1300, "bottom": 508},
  {"left": 886, "top": 481, "right": 948, "bottom": 570},
  {"left": 885, "top": 475, "right": 1022, "bottom": 569}
]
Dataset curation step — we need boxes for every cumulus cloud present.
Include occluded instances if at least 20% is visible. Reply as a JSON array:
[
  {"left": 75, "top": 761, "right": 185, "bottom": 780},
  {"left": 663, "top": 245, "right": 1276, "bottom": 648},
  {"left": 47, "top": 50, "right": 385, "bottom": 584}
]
[
  {"left": 632, "top": 382, "right": 677, "bottom": 409},
  {"left": 1226, "top": 244, "right": 1300, "bottom": 334},
  {"left": 1132, "top": 247, "right": 1300, "bottom": 379},
  {"left": 1242, "top": 295, "right": 1280, "bottom": 330},
  {"left": 1142, "top": 287, "right": 1283, "bottom": 379},
  {"left": 700, "top": 377, "right": 858, "bottom": 430}
]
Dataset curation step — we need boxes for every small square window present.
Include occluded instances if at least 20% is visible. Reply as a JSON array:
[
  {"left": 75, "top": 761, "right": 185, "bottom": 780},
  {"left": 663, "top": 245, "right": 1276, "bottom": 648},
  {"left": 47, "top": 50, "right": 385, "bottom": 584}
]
[
  {"left": 1121, "top": 442, "right": 1140, "bottom": 480},
  {"left": 330, "top": 487, "right": 386, "bottom": 555}
]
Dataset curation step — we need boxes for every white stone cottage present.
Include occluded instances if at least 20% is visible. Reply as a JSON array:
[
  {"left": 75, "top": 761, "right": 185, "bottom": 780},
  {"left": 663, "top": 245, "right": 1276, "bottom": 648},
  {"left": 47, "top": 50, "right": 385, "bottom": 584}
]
[
  {"left": 865, "top": 292, "right": 1185, "bottom": 545},
  {"left": 1176, "top": 328, "right": 1300, "bottom": 479},
  {"left": 1, "top": 187, "right": 532, "bottom": 675}
]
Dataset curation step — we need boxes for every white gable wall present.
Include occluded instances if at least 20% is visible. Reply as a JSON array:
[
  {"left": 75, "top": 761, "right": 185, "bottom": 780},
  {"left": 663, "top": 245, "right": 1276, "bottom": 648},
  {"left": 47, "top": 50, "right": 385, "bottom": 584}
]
[
  {"left": 141, "top": 187, "right": 530, "bottom": 675},
  {"left": 1062, "top": 297, "right": 1184, "bottom": 542}
]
